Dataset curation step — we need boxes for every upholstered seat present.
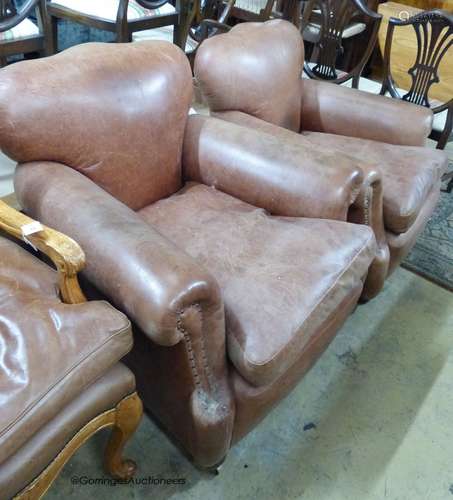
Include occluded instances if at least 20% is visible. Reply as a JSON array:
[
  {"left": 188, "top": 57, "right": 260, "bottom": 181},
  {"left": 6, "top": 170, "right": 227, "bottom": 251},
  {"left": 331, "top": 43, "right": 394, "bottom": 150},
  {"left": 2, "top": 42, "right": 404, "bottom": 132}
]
[
  {"left": 0, "top": 18, "right": 38, "bottom": 42},
  {"left": 140, "top": 183, "right": 375, "bottom": 387},
  {"left": 0, "top": 237, "right": 132, "bottom": 465},
  {"left": 303, "top": 20, "right": 365, "bottom": 43},
  {"left": 301, "top": 132, "right": 447, "bottom": 234},
  {"left": 48, "top": 0, "right": 175, "bottom": 21}
]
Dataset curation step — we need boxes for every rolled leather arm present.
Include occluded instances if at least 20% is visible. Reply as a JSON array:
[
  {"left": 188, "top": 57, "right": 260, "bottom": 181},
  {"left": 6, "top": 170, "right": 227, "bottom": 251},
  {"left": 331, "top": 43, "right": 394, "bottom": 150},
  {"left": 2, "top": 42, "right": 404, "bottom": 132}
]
[
  {"left": 212, "top": 109, "right": 389, "bottom": 298},
  {"left": 14, "top": 161, "right": 223, "bottom": 348},
  {"left": 183, "top": 114, "right": 363, "bottom": 221},
  {"left": 300, "top": 79, "right": 433, "bottom": 147}
]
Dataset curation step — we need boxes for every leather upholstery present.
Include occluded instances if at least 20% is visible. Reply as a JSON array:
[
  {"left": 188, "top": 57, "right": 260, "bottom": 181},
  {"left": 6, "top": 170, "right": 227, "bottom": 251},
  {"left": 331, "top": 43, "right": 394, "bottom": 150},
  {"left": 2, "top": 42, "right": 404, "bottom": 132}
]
[
  {"left": 195, "top": 20, "right": 304, "bottom": 132},
  {"left": 139, "top": 182, "right": 376, "bottom": 386},
  {"left": 386, "top": 183, "right": 442, "bottom": 275},
  {"left": 303, "top": 132, "right": 448, "bottom": 234},
  {"left": 0, "top": 236, "right": 132, "bottom": 465},
  {"left": 194, "top": 19, "right": 448, "bottom": 292},
  {"left": 183, "top": 115, "right": 364, "bottom": 221},
  {"left": 300, "top": 79, "right": 434, "bottom": 147},
  {"left": 211, "top": 109, "right": 389, "bottom": 299},
  {"left": 1, "top": 364, "right": 135, "bottom": 499},
  {"left": 0, "top": 41, "right": 192, "bottom": 210},
  {"left": 6, "top": 41, "right": 377, "bottom": 468}
]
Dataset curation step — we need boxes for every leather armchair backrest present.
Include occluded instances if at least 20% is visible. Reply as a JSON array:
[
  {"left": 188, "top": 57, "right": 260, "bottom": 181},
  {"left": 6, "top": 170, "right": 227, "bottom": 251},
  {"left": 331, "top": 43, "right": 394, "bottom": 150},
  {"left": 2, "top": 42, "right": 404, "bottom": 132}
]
[
  {"left": 194, "top": 20, "right": 304, "bottom": 132},
  {"left": 0, "top": 41, "right": 193, "bottom": 210}
]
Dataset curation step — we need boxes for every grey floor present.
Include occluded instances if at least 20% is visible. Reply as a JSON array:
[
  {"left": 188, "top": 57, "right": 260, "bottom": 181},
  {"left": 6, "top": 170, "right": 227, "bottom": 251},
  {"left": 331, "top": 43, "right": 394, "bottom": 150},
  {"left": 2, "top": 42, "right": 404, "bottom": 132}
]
[{"left": 44, "top": 268, "right": 453, "bottom": 500}]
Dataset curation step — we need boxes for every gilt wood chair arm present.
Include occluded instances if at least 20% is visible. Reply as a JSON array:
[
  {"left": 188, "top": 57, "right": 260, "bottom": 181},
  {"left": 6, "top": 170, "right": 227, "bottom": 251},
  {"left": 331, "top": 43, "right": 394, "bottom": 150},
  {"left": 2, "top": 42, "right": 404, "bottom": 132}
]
[{"left": 0, "top": 199, "right": 86, "bottom": 304}]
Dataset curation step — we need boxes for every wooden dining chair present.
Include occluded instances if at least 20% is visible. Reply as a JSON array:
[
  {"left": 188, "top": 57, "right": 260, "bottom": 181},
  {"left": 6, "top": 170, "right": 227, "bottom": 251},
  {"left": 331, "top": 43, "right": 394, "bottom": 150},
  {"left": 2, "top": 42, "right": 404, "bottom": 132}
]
[
  {"left": 133, "top": 0, "right": 234, "bottom": 56},
  {"left": 46, "top": 0, "right": 187, "bottom": 52},
  {"left": 0, "top": 0, "right": 48, "bottom": 67},
  {"left": 229, "top": 0, "right": 275, "bottom": 22},
  {"left": 300, "top": 0, "right": 382, "bottom": 87},
  {"left": 380, "top": 10, "right": 452, "bottom": 151}
]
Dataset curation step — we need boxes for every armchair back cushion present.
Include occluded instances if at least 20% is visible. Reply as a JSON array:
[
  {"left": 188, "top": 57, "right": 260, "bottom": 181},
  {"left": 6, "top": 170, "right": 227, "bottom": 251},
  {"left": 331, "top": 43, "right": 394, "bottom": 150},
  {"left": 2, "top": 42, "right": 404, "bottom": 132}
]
[
  {"left": 0, "top": 41, "right": 193, "bottom": 210},
  {"left": 195, "top": 20, "right": 304, "bottom": 132}
]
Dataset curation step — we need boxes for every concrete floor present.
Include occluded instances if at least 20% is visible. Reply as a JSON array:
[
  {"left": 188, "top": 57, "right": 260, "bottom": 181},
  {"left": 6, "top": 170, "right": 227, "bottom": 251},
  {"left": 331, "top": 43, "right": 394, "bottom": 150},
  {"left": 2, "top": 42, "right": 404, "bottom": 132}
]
[{"left": 44, "top": 268, "right": 453, "bottom": 500}]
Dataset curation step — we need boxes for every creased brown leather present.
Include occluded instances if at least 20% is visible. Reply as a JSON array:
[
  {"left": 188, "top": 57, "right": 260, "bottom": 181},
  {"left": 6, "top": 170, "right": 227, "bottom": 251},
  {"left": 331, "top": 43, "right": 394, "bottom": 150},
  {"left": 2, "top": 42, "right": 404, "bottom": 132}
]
[
  {"left": 194, "top": 20, "right": 444, "bottom": 292},
  {"left": 5, "top": 39, "right": 380, "bottom": 468},
  {"left": 0, "top": 237, "right": 132, "bottom": 466},
  {"left": 183, "top": 114, "right": 363, "bottom": 221},
  {"left": 386, "top": 182, "right": 442, "bottom": 275},
  {"left": 300, "top": 79, "right": 434, "bottom": 147},
  {"left": 0, "top": 41, "right": 193, "bottom": 210},
  {"left": 15, "top": 161, "right": 235, "bottom": 468},
  {"left": 195, "top": 20, "right": 304, "bottom": 132},
  {"left": 212, "top": 111, "right": 388, "bottom": 299},
  {"left": 140, "top": 182, "right": 376, "bottom": 386},
  {"left": 303, "top": 131, "right": 448, "bottom": 234}
]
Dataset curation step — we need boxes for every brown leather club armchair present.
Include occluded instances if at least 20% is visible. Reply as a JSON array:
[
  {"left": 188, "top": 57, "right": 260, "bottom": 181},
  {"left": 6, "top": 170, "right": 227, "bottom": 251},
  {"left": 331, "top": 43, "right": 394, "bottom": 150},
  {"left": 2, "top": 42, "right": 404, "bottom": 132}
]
[
  {"left": 0, "top": 200, "right": 142, "bottom": 499},
  {"left": 0, "top": 41, "right": 376, "bottom": 469},
  {"left": 194, "top": 20, "right": 450, "bottom": 299}
]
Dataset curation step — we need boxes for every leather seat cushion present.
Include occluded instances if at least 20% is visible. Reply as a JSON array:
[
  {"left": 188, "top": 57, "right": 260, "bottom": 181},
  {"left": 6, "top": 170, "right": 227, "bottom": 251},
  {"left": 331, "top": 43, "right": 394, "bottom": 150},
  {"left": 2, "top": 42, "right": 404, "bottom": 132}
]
[
  {"left": 0, "top": 237, "right": 132, "bottom": 464},
  {"left": 139, "top": 183, "right": 376, "bottom": 387},
  {"left": 302, "top": 131, "right": 448, "bottom": 234}
]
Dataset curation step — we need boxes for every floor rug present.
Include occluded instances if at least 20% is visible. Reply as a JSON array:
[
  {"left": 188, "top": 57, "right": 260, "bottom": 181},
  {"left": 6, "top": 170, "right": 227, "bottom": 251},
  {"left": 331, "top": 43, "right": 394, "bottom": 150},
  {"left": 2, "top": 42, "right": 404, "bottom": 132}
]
[{"left": 403, "top": 162, "right": 453, "bottom": 291}]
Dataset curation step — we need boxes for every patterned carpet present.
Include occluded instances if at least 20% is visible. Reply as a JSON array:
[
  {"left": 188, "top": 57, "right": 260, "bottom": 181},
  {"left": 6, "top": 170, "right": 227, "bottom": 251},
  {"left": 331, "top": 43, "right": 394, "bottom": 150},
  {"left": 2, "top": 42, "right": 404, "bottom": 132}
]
[{"left": 403, "top": 162, "right": 453, "bottom": 291}]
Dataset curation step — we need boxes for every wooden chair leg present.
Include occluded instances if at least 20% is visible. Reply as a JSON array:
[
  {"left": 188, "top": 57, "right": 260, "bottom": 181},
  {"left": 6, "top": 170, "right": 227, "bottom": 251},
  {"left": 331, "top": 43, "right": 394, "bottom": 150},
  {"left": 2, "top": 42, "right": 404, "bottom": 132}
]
[
  {"left": 104, "top": 392, "right": 143, "bottom": 479},
  {"left": 14, "top": 392, "right": 143, "bottom": 500},
  {"left": 116, "top": 23, "right": 132, "bottom": 43},
  {"left": 47, "top": 15, "right": 58, "bottom": 55}
]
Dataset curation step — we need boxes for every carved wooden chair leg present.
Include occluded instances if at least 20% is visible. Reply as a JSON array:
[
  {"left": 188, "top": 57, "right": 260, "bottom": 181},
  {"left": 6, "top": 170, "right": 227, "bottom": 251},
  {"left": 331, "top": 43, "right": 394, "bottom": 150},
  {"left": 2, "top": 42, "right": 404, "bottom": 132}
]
[{"left": 104, "top": 392, "right": 143, "bottom": 479}]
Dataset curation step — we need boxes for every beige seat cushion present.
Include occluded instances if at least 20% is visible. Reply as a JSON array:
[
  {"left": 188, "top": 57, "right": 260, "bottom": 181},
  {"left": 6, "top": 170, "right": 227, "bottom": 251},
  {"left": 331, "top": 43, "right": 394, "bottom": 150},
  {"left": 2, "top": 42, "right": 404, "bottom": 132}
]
[
  {"left": 49, "top": 0, "right": 175, "bottom": 21},
  {"left": 139, "top": 182, "right": 375, "bottom": 387},
  {"left": 0, "top": 237, "right": 132, "bottom": 464},
  {"left": 302, "top": 131, "right": 448, "bottom": 234}
]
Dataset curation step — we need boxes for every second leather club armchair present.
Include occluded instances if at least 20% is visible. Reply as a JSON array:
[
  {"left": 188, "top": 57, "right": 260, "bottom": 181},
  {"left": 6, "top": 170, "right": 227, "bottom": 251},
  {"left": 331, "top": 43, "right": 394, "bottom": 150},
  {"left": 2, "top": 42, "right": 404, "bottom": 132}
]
[
  {"left": 194, "top": 20, "right": 449, "bottom": 299},
  {"left": 0, "top": 41, "right": 376, "bottom": 468}
]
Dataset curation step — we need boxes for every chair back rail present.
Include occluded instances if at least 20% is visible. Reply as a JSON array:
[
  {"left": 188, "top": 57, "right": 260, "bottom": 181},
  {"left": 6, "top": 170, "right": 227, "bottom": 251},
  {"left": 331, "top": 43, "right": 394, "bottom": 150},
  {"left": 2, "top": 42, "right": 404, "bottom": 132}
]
[
  {"left": 381, "top": 9, "right": 452, "bottom": 148},
  {"left": 301, "top": 0, "right": 381, "bottom": 86}
]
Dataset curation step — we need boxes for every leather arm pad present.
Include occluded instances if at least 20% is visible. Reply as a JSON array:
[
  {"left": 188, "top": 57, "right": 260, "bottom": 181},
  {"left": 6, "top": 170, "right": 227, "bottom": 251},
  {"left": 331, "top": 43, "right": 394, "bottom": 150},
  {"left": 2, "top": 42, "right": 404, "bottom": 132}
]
[
  {"left": 300, "top": 79, "right": 433, "bottom": 147},
  {"left": 182, "top": 114, "right": 363, "bottom": 221},
  {"left": 14, "top": 161, "right": 224, "bottom": 347}
]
